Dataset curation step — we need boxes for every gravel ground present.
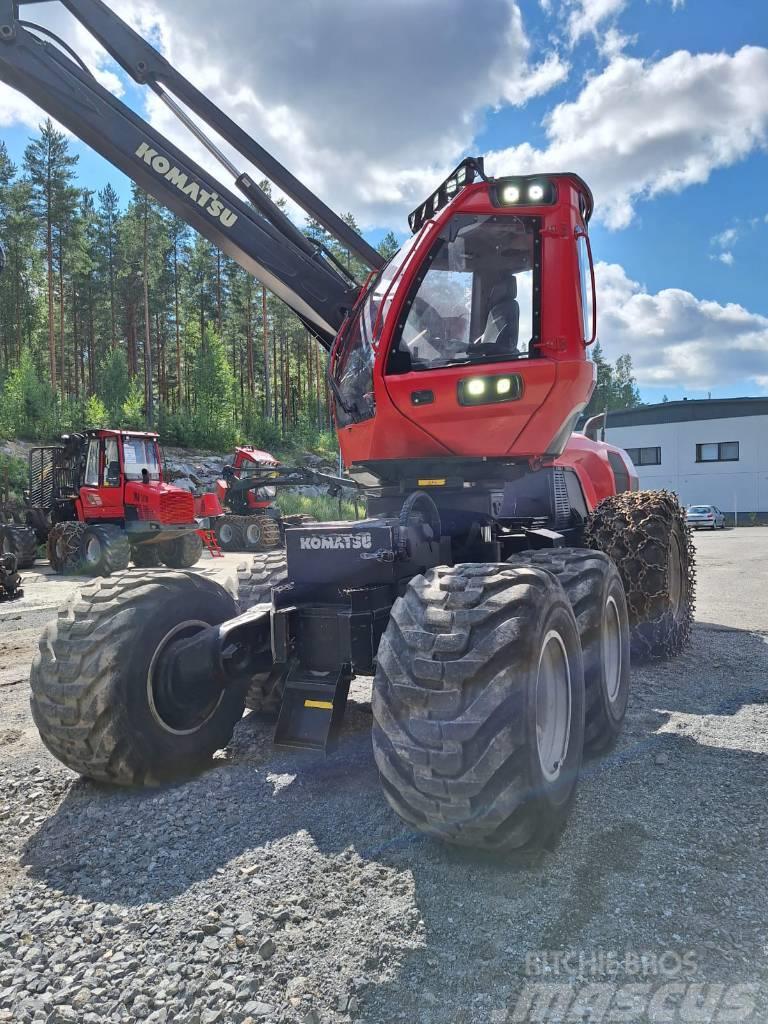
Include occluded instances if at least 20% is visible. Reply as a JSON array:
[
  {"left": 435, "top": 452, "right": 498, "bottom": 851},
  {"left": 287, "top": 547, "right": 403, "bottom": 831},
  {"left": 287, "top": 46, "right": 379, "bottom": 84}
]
[{"left": 1, "top": 530, "right": 767, "bottom": 1023}]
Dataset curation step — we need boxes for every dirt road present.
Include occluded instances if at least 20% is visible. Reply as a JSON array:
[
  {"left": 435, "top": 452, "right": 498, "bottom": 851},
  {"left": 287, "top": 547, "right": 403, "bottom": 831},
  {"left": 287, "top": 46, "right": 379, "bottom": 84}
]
[{"left": 1, "top": 533, "right": 767, "bottom": 1024}]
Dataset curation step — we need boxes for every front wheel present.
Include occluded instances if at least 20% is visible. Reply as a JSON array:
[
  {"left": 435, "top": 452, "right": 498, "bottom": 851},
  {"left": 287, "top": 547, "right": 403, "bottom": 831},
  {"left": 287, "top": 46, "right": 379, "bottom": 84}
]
[
  {"left": 79, "top": 524, "right": 131, "bottom": 576},
  {"left": 30, "top": 572, "right": 246, "bottom": 784},
  {"left": 507, "top": 549, "right": 630, "bottom": 753},
  {"left": 47, "top": 522, "right": 86, "bottom": 574},
  {"left": 372, "top": 563, "right": 585, "bottom": 853},
  {"left": 586, "top": 490, "right": 695, "bottom": 660},
  {"left": 214, "top": 516, "right": 243, "bottom": 552},
  {"left": 157, "top": 532, "right": 204, "bottom": 569}
]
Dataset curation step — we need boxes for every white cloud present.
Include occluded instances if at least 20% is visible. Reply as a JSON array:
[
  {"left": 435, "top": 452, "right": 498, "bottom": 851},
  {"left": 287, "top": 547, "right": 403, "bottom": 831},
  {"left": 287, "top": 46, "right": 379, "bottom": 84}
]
[
  {"left": 1, "top": 0, "right": 568, "bottom": 228},
  {"left": 486, "top": 46, "right": 768, "bottom": 228},
  {"left": 711, "top": 227, "right": 739, "bottom": 249},
  {"left": 567, "top": 0, "right": 626, "bottom": 44},
  {"left": 717, "top": 252, "right": 735, "bottom": 266},
  {"left": 597, "top": 261, "right": 768, "bottom": 389},
  {"left": 566, "top": 0, "right": 683, "bottom": 45}
]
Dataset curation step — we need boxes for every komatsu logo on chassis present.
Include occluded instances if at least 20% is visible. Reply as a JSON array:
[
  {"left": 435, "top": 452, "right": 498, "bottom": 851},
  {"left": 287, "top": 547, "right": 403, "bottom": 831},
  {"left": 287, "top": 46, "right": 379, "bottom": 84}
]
[
  {"left": 135, "top": 143, "right": 239, "bottom": 228},
  {"left": 299, "top": 533, "right": 373, "bottom": 551}
]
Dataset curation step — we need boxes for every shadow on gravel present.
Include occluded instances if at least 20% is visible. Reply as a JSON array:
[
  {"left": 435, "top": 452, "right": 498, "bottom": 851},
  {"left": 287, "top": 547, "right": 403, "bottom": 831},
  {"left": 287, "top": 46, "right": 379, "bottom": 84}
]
[{"left": 19, "top": 623, "right": 768, "bottom": 1024}]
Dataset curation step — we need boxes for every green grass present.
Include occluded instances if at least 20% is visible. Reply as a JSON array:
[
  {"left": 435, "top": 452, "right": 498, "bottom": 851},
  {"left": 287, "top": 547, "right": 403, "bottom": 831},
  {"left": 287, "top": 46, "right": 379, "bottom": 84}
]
[{"left": 275, "top": 490, "right": 365, "bottom": 522}]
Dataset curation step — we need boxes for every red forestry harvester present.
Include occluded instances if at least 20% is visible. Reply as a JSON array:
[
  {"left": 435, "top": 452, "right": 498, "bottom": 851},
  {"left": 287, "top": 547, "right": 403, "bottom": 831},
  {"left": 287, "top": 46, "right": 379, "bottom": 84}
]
[
  {"left": 214, "top": 446, "right": 284, "bottom": 551},
  {"left": 0, "top": 429, "right": 221, "bottom": 576},
  {"left": 213, "top": 446, "right": 357, "bottom": 551},
  {"left": 1, "top": 0, "right": 695, "bottom": 853}
]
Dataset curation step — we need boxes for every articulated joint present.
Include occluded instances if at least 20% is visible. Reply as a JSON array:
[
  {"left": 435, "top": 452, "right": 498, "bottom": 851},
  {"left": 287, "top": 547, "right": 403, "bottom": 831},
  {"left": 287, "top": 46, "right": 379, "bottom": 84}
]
[{"left": 163, "top": 605, "right": 273, "bottom": 693}]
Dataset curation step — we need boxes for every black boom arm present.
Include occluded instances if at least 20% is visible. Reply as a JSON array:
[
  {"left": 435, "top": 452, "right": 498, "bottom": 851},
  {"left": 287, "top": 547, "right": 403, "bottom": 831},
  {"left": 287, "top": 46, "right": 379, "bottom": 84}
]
[{"left": 0, "top": 0, "right": 384, "bottom": 346}]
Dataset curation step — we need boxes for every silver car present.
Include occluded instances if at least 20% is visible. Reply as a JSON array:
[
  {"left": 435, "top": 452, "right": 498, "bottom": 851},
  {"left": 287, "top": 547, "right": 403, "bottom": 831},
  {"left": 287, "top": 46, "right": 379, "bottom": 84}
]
[{"left": 687, "top": 504, "right": 726, "bottom": 530}]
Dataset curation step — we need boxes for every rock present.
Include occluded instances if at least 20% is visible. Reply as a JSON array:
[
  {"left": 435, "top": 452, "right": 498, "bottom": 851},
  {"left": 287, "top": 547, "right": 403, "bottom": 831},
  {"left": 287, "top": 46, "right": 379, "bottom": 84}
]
[
  {"left": 257, "top": 938, "right": 276, "bottom": 961},
  {"left": 347, "top": 996, "right": 360, "bottom": 1015},
  {"left": 654, "top": 753, "right": 670, "bottom": 765},
  {"left": 241, "top": 1002, "right": 274, "bottom": 1018}
]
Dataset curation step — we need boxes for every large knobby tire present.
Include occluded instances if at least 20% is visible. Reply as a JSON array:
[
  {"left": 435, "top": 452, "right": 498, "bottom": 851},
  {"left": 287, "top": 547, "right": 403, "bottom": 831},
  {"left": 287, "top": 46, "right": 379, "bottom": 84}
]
[
  {"left": 158, "top": 532, "right": 204, "bottom": 569},
  {"left": 586, "top": 490, "right": 695, "bottom": 660},
  {"left": 47, "top": 523, "right": 87, "bottom": 574},
  {"left": 30, "top": 572, "right": 246, "bottom": 785},
  {"left": 214, "top": 515, "right": 244, "bottom": 552},
  {"left": 131, "top": 543, "right": 162, "bottom": 568},
  {"left": 236, "top": 552, "right": 287, "bottom": 612},
  {"left": 1, "top": 525, "right": 38, "bottom": 569},
  {"left": 243, "top": 515, "right": 281, "bottom": 552},
  {"left": 78, "top": 524, "right": 131, "bottom": 577},
  {"left": 507, "top": 549, "right": 630, "bottom": 754},
  {"left": 372, "top": 563, "right": 585, "bottom": 853},
  {"left": 236, "top": 552, "right": 288, "bottom": 712}
]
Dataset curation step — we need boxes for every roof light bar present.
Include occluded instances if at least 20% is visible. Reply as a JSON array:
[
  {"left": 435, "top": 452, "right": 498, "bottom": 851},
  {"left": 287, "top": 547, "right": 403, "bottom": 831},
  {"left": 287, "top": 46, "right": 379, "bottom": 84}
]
[{"left": 408, "top": 157, "right": 486, "bottom": 234}]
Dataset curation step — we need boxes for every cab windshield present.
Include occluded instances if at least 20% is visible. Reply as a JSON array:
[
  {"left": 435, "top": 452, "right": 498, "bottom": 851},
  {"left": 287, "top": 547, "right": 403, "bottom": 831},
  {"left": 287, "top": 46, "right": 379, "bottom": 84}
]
[
  {"left": 332, "top": 229, "right": 424, "bottom": 427},
  {"left": 122, "top": 435, "right": 161, "bottom": 481},
  {"left": 389, "top": 213, "right": 536, "bottom": 372}
]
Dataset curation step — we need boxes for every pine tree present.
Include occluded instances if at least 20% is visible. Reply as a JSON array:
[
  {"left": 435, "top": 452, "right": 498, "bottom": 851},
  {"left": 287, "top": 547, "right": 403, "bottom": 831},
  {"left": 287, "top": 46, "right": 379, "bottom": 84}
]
[{"left": 23, "top": 120, "right": 79, "bottom": 392}]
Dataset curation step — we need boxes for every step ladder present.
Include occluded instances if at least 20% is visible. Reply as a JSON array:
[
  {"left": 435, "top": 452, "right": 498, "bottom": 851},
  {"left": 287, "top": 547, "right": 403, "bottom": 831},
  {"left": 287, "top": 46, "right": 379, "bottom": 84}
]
[{"left": 198, "top": 528, "right": 224, "bottom": 558}]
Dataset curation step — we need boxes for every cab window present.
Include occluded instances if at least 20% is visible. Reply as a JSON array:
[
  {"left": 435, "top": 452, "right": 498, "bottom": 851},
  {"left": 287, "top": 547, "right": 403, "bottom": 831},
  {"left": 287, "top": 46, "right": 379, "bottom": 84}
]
[
  {"left": 104, "top": 438, "right": 120, "bottom": 487},
  {"left": 388, "top": 214, "right": 537, "bottom": 372},
  {"left": 577, "top": 234, "right": 595, "bottom": 343},
  {"left": 84, "top": 439, "right": 100, "bottom": 487}
]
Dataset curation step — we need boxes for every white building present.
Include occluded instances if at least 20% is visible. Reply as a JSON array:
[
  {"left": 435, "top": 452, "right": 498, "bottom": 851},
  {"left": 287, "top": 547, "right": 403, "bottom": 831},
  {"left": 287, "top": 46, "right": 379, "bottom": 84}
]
[{"left": 603, "top": 398, "right": 768, "bottom": 521}]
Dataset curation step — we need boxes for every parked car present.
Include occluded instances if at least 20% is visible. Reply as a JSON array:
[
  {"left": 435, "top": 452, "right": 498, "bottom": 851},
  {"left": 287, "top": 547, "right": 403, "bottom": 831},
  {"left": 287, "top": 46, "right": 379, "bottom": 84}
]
[{"left": 687, "top": 504, "right": 726, "bottom": 530}]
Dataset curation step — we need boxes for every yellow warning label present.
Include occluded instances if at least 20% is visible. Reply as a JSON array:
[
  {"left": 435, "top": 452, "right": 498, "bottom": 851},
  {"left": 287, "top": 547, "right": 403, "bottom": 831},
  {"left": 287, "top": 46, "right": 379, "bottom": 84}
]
[
  {"left": 417, "top": 478, "right": 446, "bottom": 486},
  {"left": 304, "top": 699, "right": 334, "bottom": 710}
]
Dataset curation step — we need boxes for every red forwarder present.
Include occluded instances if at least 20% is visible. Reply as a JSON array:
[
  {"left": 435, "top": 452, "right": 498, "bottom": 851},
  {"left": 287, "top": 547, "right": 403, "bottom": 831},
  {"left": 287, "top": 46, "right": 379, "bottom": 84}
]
[
  {"left": 0, "top": 0, "right": 695, "bottom": 853},
  {"left": 1, "top": 429, "right": 221, "bottom": 575}
]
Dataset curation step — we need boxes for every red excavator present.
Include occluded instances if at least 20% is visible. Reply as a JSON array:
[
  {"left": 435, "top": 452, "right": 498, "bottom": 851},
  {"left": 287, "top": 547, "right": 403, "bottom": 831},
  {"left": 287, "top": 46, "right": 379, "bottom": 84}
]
[{"left": 0, "top": 0, "right": 694, "bottom": 852}]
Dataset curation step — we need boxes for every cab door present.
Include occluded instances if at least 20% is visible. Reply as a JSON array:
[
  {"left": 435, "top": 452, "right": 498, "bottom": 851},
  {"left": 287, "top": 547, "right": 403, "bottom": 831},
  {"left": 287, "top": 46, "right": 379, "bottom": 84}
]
[{"left": 79, "top": 437, "right": 124, "bottom": 521}]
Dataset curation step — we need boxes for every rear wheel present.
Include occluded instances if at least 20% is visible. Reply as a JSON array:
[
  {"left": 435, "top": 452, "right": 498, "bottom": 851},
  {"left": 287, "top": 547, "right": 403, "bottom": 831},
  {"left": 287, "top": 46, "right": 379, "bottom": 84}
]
[
  {"left": 243, "top": 515, "right": 281, "bottom": 552},
  {"left": 507, "top": 549, "right": 630, "bottom": 753},
  {"left": 1, "top": 525, "right": 38, "bottom": 569},
  {"left": 214, "top": 515, "right": 243, "bottom": 551},
  {"left": 47, "top": 522, "right": 87, "bottom": 574},
  {"left": 372, "top": 563, "right": 585, "bottom": 852},
  {"left": 79, "top": 524, "right": 131, "bottom": 576},
  {"left": 586, "top": 490, "right": 695, "bottom": 660},
  {"left": 30, "top": 572, "right": 246, "bottom": 784},
  {"left": 131, "top": 543, "right": 162, "bottom": 568},
  {"left": 157, "top": 532, "right": 204, "bottom": 569}
]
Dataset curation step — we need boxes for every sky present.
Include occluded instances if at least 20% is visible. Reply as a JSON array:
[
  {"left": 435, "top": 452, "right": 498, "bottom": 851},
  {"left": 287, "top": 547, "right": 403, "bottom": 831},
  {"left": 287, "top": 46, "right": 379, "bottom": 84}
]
[{"left": 0, "top": 0, "right": 767, "bottom": 403}]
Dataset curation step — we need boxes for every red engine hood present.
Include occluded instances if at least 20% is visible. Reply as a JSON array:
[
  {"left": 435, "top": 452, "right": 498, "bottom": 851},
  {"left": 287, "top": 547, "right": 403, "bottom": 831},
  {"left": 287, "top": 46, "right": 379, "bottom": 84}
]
[{"left": 125, "top": 482, "right": 195, "bottom": 524}]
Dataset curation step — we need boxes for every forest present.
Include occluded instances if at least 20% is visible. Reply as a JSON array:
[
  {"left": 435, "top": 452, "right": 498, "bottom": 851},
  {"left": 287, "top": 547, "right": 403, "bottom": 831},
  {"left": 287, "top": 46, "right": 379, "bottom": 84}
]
[{"left": 0, "top": 120, "right": 639, "bottom": 454}]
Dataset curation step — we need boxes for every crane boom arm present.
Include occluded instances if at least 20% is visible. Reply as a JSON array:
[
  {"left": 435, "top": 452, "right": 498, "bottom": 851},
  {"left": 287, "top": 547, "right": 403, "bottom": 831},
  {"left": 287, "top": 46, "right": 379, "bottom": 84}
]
[{"left": 0, "top": 0, "right": 384, "bottom": 347}]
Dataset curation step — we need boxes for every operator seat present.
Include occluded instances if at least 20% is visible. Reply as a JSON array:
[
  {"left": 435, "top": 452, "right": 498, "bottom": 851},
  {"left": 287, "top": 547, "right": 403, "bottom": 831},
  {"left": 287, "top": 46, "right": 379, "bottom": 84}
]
[{"left": 481, "top": 279, "right": 520, "bottom": 352}]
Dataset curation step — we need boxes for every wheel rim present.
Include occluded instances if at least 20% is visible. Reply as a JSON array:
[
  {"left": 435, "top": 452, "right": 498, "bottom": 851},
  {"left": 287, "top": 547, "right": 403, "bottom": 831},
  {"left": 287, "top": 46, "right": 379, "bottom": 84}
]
[
  {"left": 55, "top": 535, "right": 67, "bottom": 562},
  {"left": 603, "top": 595, "right": 623, "bottom": 703},
  {"left": 668, "top": 532, "right": 684, "bottom": 613},
  {"left": 245, "top": 522, "right": 262, "bottom": 545},
  {"left": 219, "top": 523, "right": 234, "bottom": 545},
  {"left": 147, "top": 620, "right": 225, "bottom": 735},
  {"left": 535, "top": 630, "right": 572, "bottom": 783},
  {"left": 84, "top": 536, "right": 102, "bottom": 565}
]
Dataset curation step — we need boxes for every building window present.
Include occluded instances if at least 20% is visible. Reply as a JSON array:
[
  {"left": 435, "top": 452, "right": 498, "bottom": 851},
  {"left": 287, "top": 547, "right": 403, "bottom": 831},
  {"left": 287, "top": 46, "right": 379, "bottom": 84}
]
[
  {"left": 625, "top": 446, "right": 661, "bottom": 466},
  {"left": 696, "top": 442, "right": 739, "bottom": 463}
]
